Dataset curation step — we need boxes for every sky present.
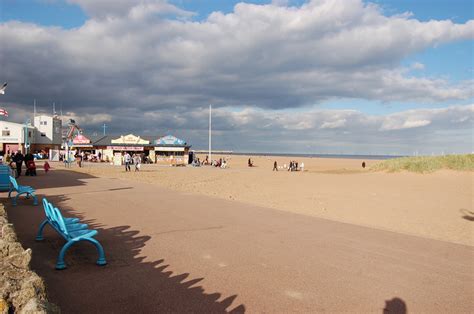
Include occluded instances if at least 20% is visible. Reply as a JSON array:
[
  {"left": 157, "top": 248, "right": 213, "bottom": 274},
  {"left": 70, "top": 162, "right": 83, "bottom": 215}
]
[{"left": 0, "top": 0, "right": 472, "bottom": 155}]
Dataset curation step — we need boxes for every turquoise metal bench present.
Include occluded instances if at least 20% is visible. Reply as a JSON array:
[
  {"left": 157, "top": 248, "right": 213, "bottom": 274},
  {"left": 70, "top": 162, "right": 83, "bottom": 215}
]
[
  {"left": 36, "top": 198, "right": 107, "bottom": 270},
  {"left": 8, "top": 176, "right": 38, "bottom": 206}
]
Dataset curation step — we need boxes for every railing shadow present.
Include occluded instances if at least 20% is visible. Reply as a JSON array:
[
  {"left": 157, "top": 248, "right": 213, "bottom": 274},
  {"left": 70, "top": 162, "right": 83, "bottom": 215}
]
[{"left": 5, "top": 194, "right": 246, "bottom": 313}]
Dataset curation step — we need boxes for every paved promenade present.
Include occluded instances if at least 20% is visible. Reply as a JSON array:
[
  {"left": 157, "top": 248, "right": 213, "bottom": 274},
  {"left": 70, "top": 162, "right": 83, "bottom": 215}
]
[{"left": 4, "top": 170, "right": 473, "bottom": 313}]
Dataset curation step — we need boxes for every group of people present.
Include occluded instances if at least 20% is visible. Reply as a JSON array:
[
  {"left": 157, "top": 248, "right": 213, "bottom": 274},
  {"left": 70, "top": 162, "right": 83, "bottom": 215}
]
[
  {"left": 0, "top": 150, "right": 50, "bottom": 178},
  {"left": 194, "top": 156, "right": 228, "bottom": 169},
  {"left": 272, "top": 160, "right": 304, "bottom": 172},
  {"left": 212, "top": 158, "right": 227, "bottom": 168},
  {"left": 123, "top": 152, "right": 142, "bottom": 172}
]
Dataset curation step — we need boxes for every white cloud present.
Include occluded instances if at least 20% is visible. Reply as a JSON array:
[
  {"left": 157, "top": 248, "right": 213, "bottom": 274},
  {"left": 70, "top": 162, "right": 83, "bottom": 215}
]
[
  {"left": 320, "top": 119, "right": 347, "bottom": 129},
  {"left": 0, "top": 0, "right": 473, "bottom": 154},
  {"left": 66, "top": 0, "right": 194, "bottom": 19}
]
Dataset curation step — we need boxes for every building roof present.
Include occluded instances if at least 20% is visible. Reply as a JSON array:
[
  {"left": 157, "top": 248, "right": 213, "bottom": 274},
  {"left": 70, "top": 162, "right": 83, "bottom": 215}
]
[{"left": 78, "top": 134, "right": 191, "bottom": 148}]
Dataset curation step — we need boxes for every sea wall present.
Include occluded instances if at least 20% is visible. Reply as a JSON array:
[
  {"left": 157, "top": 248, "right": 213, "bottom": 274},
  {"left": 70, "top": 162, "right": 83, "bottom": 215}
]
[{"left": 0, "top": 204, "right": 58, "bottom": 313}]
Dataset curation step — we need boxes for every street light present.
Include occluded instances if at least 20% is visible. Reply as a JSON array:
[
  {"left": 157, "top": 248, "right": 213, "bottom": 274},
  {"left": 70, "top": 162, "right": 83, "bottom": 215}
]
[{"left": 24, "top": 119, "right": 31, "bottom": 154}]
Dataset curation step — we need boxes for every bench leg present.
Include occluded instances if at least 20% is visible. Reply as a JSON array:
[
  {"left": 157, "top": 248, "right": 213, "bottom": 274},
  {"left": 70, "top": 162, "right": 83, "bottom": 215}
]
[
  {"left": 84, "top": 238, "right": 107, "bottom": 266},
  {"left": 12, "top": 194, "right": 19, "bottom": 206},
  {"left": 56, "top": 240, "right": 75, "bottom": 270},
  {"left": 55, "top": 238, "right": 107, "bottom": 270},
  {"left": 8, "top": 188, "right": 13, "bottom": 199},
  {"left": 31, "top": 193, "right": 38, "bottom": 205},
  {"left": 36, "top": 219, "right": 49, "bottom": 241}
]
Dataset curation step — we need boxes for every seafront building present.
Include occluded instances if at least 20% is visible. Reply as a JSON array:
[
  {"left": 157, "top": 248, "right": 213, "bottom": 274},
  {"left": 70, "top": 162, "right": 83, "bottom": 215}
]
[
  {"left": 0, "top": 115, "right": 191, "bottom": 165},
  {"left": 0, "top": 114, "right": 62, "bottom": 153},
  {"left": 68, "top": 133, "right": 191, "bottom": 165}
]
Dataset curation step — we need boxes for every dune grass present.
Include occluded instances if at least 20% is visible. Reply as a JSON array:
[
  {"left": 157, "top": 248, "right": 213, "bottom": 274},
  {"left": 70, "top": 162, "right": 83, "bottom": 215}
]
[{"left": 371, "top": 154, "right": 474, "bottom": 173}]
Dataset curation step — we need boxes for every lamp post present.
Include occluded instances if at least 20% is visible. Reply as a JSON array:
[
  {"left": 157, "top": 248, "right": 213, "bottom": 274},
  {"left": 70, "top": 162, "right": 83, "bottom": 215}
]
[{"left": 24, "top": 119, "right": 31, "bottom": 154}]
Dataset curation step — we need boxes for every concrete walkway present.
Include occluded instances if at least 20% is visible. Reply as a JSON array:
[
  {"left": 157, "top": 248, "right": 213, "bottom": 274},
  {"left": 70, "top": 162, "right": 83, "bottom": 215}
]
[{"left": 4, "top": 170, "right": 473, "bottom": 313}]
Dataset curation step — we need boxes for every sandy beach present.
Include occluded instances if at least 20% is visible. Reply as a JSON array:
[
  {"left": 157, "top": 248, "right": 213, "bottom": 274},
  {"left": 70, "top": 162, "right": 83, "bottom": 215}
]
[{"left": 54, "top": 155, "right": 473, "bottom": 246}]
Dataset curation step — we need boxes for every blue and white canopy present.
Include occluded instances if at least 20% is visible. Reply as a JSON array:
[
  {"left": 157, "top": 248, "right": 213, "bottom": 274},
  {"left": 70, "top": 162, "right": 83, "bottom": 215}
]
[{"left": 155, "top": 135, "right": 187, "bottom": 146}]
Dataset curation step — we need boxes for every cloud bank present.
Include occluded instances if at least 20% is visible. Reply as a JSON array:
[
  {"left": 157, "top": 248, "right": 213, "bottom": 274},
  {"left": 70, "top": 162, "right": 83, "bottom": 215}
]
[{"left": 0, "top": 0, "right": 472, "bottom": 154}]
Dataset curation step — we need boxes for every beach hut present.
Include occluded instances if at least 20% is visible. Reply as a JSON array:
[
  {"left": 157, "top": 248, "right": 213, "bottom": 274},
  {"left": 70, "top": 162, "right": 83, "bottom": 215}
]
[{"left": 153, "top": 135, "right": 191, "bottom": 166}]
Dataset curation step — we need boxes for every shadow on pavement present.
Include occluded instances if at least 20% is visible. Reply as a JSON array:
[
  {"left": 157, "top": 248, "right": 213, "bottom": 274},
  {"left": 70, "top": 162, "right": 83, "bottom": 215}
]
[
  {"left": 11, "top": 169, "right": 98, "bottom": 190},
  {"left": 5, "top": 194, "right": 246, "bottom": 313},
  {"left": 383, "top": 297, "right": 407, "bottom": 314}
]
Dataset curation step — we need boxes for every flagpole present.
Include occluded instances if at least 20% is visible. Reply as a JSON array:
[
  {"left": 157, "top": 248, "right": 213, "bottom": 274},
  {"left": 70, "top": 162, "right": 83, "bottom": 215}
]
[{"left": 209, "top": 105, "right": 212, "bottom": 163}]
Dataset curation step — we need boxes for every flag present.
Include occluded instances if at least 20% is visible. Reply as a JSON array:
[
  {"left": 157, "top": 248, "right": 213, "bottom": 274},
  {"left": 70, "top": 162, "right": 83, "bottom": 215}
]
[
  {"left": 0, "top": 108, "right": 8, "bottom": 117},
  {"left": 0, "top": 82, "right": 7, "bottom": 95}
]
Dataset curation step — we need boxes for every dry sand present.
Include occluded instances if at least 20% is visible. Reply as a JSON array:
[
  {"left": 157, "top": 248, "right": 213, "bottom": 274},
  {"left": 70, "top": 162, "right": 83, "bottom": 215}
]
[{"left": 54, "top": 155, "right": 473, "bottom": 246}]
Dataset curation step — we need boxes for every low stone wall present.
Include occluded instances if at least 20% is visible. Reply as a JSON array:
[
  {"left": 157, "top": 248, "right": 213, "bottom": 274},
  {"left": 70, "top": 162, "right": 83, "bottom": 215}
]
[{"left": 0, "top": 204, "right": 58, "bottom": 313}]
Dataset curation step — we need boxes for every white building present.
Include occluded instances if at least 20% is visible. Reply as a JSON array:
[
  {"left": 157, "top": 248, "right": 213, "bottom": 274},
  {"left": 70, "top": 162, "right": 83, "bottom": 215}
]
[
  {"left": 0, "top": 114, "right": 62, "bottom": 154},
  {"left": 34, "top": 115, "right": 62, "bottom": 147},
  {"left": 0, "top": 121, "right": 35, "bottom": 154}
]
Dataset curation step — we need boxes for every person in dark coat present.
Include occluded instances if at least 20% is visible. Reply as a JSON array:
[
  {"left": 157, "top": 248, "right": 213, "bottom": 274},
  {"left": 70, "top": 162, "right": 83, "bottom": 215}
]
[
  {"left": 24, "top": 153, "right": 34, "bottom": 175},
  {"left": 12, "top": 151, "right": 24, "bottom": 178}
]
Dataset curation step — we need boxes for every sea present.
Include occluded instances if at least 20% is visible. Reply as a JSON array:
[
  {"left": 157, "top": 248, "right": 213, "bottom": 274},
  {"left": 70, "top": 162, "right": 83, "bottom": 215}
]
[{"left": 194, "top": 151, "right": 405, "bottom": 160}]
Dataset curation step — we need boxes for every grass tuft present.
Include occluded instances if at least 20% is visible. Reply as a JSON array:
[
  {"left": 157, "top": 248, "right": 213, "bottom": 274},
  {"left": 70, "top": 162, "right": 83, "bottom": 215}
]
[{"left": 370, "top": 154, "right": 474, "bottom": 173}]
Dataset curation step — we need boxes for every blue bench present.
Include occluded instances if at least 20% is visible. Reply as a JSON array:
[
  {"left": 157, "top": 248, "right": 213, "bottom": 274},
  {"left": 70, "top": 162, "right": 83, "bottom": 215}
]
[
  {"left": 0, "top": 165, "right": 13, "bottom": 192},
  {"left": 36, "top": 198, "right": 107, "bottom": 270},
  {"left": 8, "top": 176, "right": 38, "bottom": 206}
]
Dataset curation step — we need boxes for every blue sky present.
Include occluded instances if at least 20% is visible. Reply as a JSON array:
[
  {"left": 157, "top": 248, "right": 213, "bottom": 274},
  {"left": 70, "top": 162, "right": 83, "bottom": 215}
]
[
  {"left": 2, "top": 0, "right": 473, "bottom": 24},
  {"left": 0, "top": 0, "right": 472, "bottom": 154}
]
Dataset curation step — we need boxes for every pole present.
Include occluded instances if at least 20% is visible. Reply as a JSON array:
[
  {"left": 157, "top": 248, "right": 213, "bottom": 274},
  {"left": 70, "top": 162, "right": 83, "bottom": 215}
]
[
  {"left": 209, "top": 105, "right": 212, "bottom": 162},
  {"left": 103, "top": 123, "right": 107, "bottom": 135},
  {"left": 24, "top": 120, "right": 30, "bottom": 154}
]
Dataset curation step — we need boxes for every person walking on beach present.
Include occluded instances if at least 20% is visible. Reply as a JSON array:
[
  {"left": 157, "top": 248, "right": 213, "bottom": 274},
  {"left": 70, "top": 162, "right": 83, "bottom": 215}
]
[
  {"left": 124, "top": 152, "right": 131, "bottom": 171},
  {"left": 133, "top": 154, "right": 141, "bottom": 172},
  {"left": 12, "top": 151, "right": 24, "bottom": 178},
  {"left": 273, "top": 161, "right": 278, "bottom": 171}
]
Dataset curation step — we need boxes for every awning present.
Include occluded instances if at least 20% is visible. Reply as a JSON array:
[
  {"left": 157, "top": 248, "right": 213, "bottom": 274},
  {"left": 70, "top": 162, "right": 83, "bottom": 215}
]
[{"left": 154, "top": 146, "right": 185, "bottom": 152}]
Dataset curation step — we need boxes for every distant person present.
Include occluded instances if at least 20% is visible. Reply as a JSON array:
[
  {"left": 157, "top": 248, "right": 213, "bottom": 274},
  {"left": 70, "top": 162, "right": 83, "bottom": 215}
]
[
  {"left": 0, "top": 151, "right": 4, "bottom": 164},
  {"left": 124, "top": 152, "right": 131, "bottom": 171},
  {"left": 300, "top": 162, "right": 304, "bottom": 172},
  {"left": 133, "top": 154, "right": 141, "bottom": 172},
  {"left": 12, "top": 151, "right": 24, "bottom": 178},
  {"left": 248, "top": 158, "right": 253, "bottom": 167},
  {"left": 98, "top": 151, "right": 102, "bottom": 161},
  {"left": 273, "top": 161, "right": 278, "bottom": 171},
  {"left": 362, "top": 161, "right": 366, "bottom": 169},
  {"left": 24, "top": 153, "right": 34, "bottom": 175},
  {"left": 26, "top": 159, "right": 37, "bottom": 176},
  {"left": 43, "top": 161, "right": 51, "bottom": 173},
  {"left": 75, "top": 152, "right": 83, "bottom": 168},
  {"left": 288, "top": 161, "right": 292, "bottom": 171}
]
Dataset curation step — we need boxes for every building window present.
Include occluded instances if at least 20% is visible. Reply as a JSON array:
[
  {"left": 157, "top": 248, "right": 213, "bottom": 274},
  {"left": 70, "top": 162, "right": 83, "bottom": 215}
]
[
  {"left": 40, "top": 121, "right": 47, "bottom": 125},
  {"left": 2, "top": 130, "right": 10, "bottom": 136},
  {"left": 41, "top": 132, "right": 46, "bottom": 137},
  {"left": 28, "top": 131, "right": 32, "bottom": 138}
]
